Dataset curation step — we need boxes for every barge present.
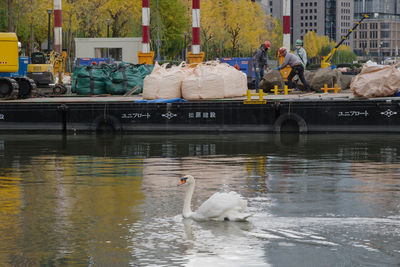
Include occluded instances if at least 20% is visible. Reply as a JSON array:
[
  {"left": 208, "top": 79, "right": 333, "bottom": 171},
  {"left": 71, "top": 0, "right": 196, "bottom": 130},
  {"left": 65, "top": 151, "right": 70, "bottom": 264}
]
[{"left": 0, "top": 92, "right": 400, "bottom": 133}]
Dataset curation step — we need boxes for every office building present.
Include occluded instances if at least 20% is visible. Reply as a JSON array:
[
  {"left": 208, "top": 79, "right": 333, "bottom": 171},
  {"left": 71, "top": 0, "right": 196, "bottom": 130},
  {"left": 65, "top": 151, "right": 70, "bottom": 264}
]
[
  {"left": 353, "top": 0, "right": 400, "bottom": 58},
  {"left": 255, "top": 0, "right": 354, "bottom": 49}
]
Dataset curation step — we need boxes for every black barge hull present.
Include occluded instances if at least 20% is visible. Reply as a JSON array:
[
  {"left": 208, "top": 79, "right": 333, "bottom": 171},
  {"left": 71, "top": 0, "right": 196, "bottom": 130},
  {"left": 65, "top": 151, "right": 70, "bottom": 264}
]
[{"left": 0, "top": 96, "right": 400, "bottom": 133}]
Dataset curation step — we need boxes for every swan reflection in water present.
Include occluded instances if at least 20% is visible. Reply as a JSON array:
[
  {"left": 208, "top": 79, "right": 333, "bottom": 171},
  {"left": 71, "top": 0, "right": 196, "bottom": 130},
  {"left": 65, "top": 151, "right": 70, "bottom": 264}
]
[
  {"left": 179, "top": 216, "right": 262, "bottom": 266},
  {"left": 177, "top": 175, "right": 252, "bottom": 221}
]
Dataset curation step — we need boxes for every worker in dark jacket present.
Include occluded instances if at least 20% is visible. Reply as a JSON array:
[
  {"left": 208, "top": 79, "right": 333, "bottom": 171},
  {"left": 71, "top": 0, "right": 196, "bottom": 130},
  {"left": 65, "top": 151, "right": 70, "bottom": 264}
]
[
  {"left": 275, "top": 47, "right": 311, "bottom": 92},
  {"left": 253, "top": 41, "right": 270, "bottom": 90}
]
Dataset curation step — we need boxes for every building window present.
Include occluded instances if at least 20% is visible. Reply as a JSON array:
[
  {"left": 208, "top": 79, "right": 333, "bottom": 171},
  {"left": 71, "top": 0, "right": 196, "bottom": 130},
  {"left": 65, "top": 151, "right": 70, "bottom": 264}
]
[
  {"left": 95, "top": 48, "right": 122, "bottom": 61},
  {"left": 381, "top": 31, "right": 390, "bottom": 38}
]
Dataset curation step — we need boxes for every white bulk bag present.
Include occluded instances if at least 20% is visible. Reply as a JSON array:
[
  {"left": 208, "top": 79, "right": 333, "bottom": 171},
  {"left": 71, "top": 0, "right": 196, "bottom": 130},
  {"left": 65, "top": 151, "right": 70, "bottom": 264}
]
[
  {"left": 182, "top": 64, "right": 225, "bottom": 100},
  {"left": 216, "top": 63, "right": 247, "bottom": 98},
  {"left": 143, "top": 62, "right": 190, "bottom": 99}
]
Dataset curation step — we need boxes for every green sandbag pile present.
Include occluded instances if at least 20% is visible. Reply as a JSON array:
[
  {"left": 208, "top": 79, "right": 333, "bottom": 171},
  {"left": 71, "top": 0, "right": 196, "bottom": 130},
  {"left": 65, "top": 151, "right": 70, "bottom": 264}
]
[
  {"left": 106, "top": 64, "right": 153, "bottom": 95},
  {"left": 71, "top": 63, "right": 153, "bottom": 95},
  {"left": 74, "top": 65, "right": 108, "bottom": 95}
]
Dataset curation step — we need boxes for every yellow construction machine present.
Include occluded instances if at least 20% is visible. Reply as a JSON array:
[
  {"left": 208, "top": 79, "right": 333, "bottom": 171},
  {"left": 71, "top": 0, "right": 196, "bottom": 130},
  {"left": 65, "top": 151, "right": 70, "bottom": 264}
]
[
  {"left": 27, "top": 52, "right": 55, "bottom": 86},
  {"left": 321, "top": 14, "right": 369, "bottom": 68},
  {"left": 27, "top": 50, "right": 67, "bottom": 94},
  {"left": 0, "top": 32, "right": 37, "bottom": 99}
]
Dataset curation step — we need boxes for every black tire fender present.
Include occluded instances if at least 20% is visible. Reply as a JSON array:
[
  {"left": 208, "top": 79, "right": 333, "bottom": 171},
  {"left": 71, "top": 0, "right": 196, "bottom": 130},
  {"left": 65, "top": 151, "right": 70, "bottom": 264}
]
[
  {"left": 273, "top": 113, "right": 308, "bottom": 133},
  {"left": 93, "top": 114, "right": 121, "bottom": 133}
]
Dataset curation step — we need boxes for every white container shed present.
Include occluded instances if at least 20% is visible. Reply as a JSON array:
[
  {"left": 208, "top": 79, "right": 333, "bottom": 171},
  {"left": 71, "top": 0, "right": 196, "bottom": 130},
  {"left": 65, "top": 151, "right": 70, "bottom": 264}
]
[{"left": 74, "top": 37, "right": 142, "bottom": 64}]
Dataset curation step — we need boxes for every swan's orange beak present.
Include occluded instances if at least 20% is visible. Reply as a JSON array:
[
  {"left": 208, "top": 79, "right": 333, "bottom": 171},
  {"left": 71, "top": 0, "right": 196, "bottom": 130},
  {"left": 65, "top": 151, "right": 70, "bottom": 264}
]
[{"left": 177, "top": 180, "right": 186, "bottom": 186}]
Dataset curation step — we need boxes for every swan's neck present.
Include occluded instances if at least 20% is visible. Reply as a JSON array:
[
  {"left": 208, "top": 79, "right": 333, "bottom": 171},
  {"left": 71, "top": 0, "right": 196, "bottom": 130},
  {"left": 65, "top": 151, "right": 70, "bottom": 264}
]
[{"left": 183, "top": 182, "right": 195, "bottom": 218}]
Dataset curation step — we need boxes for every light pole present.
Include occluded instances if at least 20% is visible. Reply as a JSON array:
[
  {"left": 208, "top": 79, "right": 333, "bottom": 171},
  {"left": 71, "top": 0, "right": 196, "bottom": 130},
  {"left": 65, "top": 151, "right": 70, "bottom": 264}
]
[
  {"left": 47, "top": 9, "right": 52, "bottom": 54},
  {"left": 156, "top": 0, "right": 160, "bottom": 61},
  {"left": 184, "top": 32, "right": 187, "bottom": 61},
  {"left": 106, "top": 19, "right": 111, "bottom": 59}
]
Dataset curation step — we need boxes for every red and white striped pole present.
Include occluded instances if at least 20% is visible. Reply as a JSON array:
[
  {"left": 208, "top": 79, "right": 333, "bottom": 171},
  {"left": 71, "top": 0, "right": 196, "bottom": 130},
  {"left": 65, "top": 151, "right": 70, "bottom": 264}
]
[
  {"left": 142, "top": 0, "right": 150, "bottom": 53},
  {"left": 54, "top": 0, "right": 62, "bottom": 53},
  {"left": 282, "top": 0, "right": 291, "bottom": 49},
  {"left": 192, "top": 0, "right": 200, "bottom": 54}
]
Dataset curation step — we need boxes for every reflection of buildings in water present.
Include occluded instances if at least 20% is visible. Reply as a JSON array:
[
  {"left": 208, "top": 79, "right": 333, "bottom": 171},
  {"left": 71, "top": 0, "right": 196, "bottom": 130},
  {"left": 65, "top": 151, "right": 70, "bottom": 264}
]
[
  {"left": 266, "top": 156, "right": 351, "bottom": 196},
  {"left": 142, "top": 156, "right": 271, "bottom": 209},
  {"left": 188, "top": 143, "right": 217, "bottom": 157},
  {"left": 350, "top": 162, "right": 400, "bottom": 213},
  {"left": 142, "top": 157, "right": 248, "bottom": 193}
]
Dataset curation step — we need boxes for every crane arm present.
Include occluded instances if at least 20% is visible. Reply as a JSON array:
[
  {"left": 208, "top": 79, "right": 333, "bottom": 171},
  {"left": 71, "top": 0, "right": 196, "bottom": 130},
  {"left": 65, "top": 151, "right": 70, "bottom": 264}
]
[{"left": 321, "top": 14, "right": 369, "bottom": 68}]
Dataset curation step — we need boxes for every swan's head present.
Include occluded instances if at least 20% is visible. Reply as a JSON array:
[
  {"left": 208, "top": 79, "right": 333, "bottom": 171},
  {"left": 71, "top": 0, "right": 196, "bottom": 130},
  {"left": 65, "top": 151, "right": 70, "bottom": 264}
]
[{"left": 177, "top": 175, "right": 195, "bottom": 186}]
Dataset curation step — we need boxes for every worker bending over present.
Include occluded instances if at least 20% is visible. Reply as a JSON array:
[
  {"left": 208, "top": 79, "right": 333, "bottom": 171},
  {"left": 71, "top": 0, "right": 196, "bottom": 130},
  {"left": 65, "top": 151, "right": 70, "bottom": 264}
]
[{"left": 275, "top": 47, "right": 311, "bottom": 92}]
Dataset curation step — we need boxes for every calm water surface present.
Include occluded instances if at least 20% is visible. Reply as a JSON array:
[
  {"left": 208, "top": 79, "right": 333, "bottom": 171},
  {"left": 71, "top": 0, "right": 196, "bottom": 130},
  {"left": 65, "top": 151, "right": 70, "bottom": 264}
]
[{"left": 0, "top": 134, "right": 399, "bottom": 266}]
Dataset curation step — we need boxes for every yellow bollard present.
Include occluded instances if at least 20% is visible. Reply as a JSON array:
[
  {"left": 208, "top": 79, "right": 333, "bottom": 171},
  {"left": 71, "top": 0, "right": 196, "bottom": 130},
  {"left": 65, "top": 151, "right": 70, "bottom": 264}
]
[
  {"left": 333, "top": 84, "right": 340, "bottom": 94},
  {"left": 270, "top": 85, "right": 279, "bottom": 95},
  {"left": 247, "top": 89, "right": 252, "bottom": 101},
  {"left": 321, "top": 84, "right": 341, "bottom": 94},
  {"left": 322, "top": 84, "right": 329, "bottom": 93},
  {"left": 259, "top": 89, "right": 264, "bottom": 100},
  {"left": 283, "top": 85, "right": 293, "bottom": 95},
  {"left": 243, "top": 89, "right": 267, "bottom": 104}
]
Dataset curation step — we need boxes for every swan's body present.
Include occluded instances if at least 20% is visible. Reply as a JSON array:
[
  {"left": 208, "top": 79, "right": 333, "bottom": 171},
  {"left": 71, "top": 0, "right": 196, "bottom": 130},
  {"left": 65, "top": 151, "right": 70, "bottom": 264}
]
[{"left": 178, "top": 175, "right": 252, "bottom": 221}]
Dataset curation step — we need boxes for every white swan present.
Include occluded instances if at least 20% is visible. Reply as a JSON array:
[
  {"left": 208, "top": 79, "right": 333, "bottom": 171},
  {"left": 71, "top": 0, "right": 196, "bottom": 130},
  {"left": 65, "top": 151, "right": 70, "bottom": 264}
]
[{"left": 177, "top": 175, "right": 252, "bottom": 221}]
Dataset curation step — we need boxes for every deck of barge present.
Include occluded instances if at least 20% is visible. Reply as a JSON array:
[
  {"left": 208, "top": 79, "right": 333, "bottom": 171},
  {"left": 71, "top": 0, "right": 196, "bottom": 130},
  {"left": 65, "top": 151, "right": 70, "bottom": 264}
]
[{"left": 0, "top": 91, "right": 353, "bottom": 103}]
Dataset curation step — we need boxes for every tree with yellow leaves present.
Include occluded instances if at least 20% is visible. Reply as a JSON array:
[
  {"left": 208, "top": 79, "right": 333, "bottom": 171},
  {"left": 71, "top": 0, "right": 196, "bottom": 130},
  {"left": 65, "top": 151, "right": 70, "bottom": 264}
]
[
  {"left": 198, "top": 0, "right": 278, "bottom": 59},
  {"left": 304, "top": 31, "right": 331, "bottom": 60}
]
